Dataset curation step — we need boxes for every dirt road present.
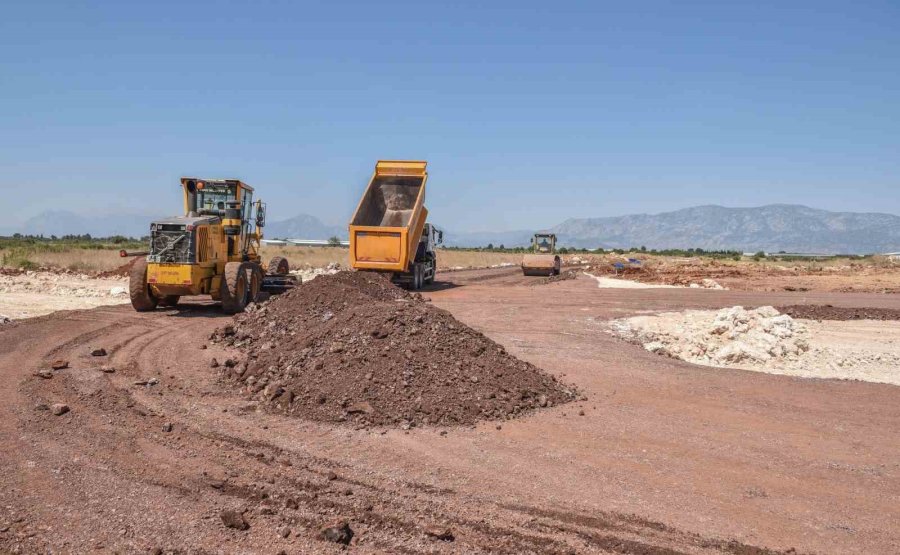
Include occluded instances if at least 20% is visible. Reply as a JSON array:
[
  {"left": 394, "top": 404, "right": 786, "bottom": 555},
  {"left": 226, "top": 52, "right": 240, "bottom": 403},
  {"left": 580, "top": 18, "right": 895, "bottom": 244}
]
[{"left": 1, "top": 269, "right": 898, "bottom": 553}]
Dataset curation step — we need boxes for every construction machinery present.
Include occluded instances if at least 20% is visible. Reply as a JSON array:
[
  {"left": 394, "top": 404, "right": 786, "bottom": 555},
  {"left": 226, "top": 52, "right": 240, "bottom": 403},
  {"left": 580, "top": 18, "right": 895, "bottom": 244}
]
[
  {"left": 126, "top": 178, "right": 296, "bottom": 313},
  {"left": 348, "top": 160, "right": 442, "bottom": 289},
  {"left": 522, "top": 233, "right": 561, "bottom": 276}
]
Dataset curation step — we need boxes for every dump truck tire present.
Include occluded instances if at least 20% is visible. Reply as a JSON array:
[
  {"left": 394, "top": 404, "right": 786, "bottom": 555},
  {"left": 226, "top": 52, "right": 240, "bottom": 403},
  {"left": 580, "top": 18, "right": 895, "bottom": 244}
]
[
  {"left": 267, "top": 256, "right": 289, "bottom": 275},
  {"left": 222, "top": 262, "right": 251, "bottom": 314},
  {"left": 158, "top": 295, "right": 180, "bottom": 307},
  {"left": 424, "top": 258, "right": 435, "bottom": 285},
  {"left": 129, "top": 258, "right": 158, "bottom": 312}
]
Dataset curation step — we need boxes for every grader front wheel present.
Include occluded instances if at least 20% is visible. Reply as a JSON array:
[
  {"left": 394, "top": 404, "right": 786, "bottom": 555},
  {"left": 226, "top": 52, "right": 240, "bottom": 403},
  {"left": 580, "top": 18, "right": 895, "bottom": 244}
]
[
  {"left": 129, "top": 258, "right": 158, "bottom": 312},
  {"left": 221, "top": 262, "right": 252, "bottom": 314}
]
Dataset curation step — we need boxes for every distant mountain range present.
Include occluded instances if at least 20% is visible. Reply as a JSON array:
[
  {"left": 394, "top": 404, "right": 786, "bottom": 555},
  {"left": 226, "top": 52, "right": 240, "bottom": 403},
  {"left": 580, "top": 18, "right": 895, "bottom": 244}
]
[
  {"left": 445, "top": 205, "right": 900, "bottom": 254},
  {"left": 7, "top": 205, "right": 900, "bottom": 254}
]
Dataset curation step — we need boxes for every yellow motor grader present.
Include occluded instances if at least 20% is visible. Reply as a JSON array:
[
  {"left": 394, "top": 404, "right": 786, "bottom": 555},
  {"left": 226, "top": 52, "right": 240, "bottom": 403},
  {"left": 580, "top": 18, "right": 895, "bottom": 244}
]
[{"left": 126, "top": 178, "right": 295, "bottom": 313}]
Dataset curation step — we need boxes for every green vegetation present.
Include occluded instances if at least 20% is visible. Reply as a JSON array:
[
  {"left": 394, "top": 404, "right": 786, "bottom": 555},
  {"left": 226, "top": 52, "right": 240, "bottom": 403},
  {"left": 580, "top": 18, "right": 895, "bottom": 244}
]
[{"left": 0, "top": 234, "right": 147, "bottom": 270}]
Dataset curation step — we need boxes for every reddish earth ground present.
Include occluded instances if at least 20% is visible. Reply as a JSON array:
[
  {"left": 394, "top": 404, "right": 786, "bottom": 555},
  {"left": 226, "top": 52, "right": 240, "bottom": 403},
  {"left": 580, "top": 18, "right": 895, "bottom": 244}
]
[{"left": 1, "top": 269, "right": 898, "bottom": 553}]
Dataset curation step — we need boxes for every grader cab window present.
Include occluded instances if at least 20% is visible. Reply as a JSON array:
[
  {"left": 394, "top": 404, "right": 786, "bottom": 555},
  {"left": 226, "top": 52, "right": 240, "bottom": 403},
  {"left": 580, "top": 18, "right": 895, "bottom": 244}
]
[{"left": 197, "top": 184, "right": 238, "bottom": 216}]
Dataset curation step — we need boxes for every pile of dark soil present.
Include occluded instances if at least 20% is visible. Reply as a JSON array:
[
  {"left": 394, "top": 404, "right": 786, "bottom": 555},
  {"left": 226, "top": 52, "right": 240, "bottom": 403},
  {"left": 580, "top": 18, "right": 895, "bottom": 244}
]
[
  {"left": 775, "top": 305, "right": 900, "bottom": 321},
  {"left": 96, "top": 257, "right": 138, "bottom": 278},
  {"left": 211, "top": 271, "right": 576, "bottom": 427}
]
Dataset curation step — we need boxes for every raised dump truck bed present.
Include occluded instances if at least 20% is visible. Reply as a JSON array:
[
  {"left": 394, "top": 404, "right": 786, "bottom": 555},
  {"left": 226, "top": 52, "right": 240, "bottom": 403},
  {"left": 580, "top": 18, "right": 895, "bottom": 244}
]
[{"left": 349, "top": 160, "right": 437, "bottom": 289}]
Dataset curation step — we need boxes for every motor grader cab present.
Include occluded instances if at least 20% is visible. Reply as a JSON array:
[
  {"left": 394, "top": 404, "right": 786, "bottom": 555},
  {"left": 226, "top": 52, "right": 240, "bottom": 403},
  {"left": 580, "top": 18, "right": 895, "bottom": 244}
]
[
  {"left": 521, "top": 233, "right": 561, "bottom": 276},
  {"left": 127, "top": 178, "right": 295, "bottom": 313}
]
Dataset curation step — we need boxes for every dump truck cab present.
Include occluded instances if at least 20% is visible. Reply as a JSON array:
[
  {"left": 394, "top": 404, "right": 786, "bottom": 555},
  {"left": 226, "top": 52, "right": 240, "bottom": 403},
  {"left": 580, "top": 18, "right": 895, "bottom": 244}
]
[
  {"left": 129, "top": 178, "right": 295, "bottom": 314},
  {"left": 522, "top": 233, "right": 561, "bottom": 276}
]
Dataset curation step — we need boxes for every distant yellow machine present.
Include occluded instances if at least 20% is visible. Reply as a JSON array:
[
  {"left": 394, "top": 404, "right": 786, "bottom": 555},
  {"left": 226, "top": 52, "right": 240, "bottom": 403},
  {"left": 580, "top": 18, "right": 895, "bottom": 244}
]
[
  {"left": 126, "top": 178, "right": 294, "bottom": 313},
  {"left": 522, "top": 233, "right": 561, "bottom": 276},
  {"left": 348, "top": 160, "right": 442, "bottom": 289}
]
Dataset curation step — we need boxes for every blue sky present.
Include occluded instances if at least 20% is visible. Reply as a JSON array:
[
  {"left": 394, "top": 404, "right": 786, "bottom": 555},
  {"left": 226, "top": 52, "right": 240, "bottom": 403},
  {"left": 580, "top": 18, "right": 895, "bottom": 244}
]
[{"left": 1, "top": 0, "right": 898, "bottom": 232}]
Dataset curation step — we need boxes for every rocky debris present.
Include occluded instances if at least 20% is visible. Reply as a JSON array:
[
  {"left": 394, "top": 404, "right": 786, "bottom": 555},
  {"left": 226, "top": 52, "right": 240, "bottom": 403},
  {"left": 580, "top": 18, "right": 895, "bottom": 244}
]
[
  {"left": 133, "top": 377, "right": 160, "bottom": 386},
  {"left": 50, "top": 403, "right": 70, "bottom": 416},
  {"left": 0, "top": 314, "right": 11, "bottom": 325},
  {"left": 425, "top": 526, "right": 455, "bottom": 541},
  {"left": 319, "top": 521, "right": 353, "bottom": 545},
  {"left": 209, "top": 358, "right": 220, "bottom": 368},
  {"left": 212, "top": 271, "right": 576, "bottom": 427},
  {"left": 775, "top": 305, "right": 900, "bottom": 321},
  {"left": 89, "top": 347, "right": 107, "bottom": 356},
  {"left": 612, "top": 306, "right": 810, "bottom": 368},
  {"left": 34, "top": 370, "right": 54, "bottom": 379},
  {"left": 100, "top": 366, "right": 116, "bottom": 374},
  {"left": 220, "top": 510, "right": 249, "bottom": 531},
  {"left": 50, "top": 360, "right": 69, "bottom": 370},
  {"left": 161, "top": 422, "right": 173, "bottom": 433}
]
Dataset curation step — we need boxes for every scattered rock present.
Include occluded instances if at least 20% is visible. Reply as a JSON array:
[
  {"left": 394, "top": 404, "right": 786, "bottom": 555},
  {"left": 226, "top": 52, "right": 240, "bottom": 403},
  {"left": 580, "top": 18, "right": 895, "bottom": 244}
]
[
  {"left": 90, "top": 347, "right": 108, "bottom": 357},
  {"left": 345, "top": 401, "right": 374, "bottom": 415},
  {"left": 319, "top": 521, "right": 353, "bottom": 545},
  {"left": 220, "top": 510, "right": 249, "bottom": 531},
  {"left": 51, "top": 403, "right": 70, "bottom": 416},
  {"left": 278, "top": 526, "right": 291, "bottom": 538},
  {"left": 100, "top": 366, "right": 116, "bottom": 374},
  {"left": 34, "top": 370, "right": 53, "bottom": 379},
  {"left": 161, "top": 422, "right": 173, "bottom": 433},
  {"left": 209, "top": 358, "right": 220, "bottom": 368},
  {"left": 425, "top": 526, "right": 455, "bottom": 542},
  {"left": 50, "top": 360, "right": 69, "bottom": 370},
  {"left": 326, "top": 471, "right": 338, "bottom": 481}
]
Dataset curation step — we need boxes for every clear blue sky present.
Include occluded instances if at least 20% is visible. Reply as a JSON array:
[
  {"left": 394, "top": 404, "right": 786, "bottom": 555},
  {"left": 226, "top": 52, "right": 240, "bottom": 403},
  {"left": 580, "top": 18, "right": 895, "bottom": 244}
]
[{"left": 1, "top": 0, "right": 898, "bottom": 231}]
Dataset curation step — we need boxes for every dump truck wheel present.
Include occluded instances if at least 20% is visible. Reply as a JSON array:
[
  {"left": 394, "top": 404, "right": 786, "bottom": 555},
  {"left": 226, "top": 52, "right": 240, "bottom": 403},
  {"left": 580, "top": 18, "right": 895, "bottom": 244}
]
[
  {"left": 222, "top": 262, "right": 250, "bottom": 314},
  {"left": 158, "top": 295, "right": 180, "bottom": 307},
  {"left": 424, "top": 257, "right": 435, "bottom": 285},
  {"left": 267, "top": 256, "right": 289, "bottom": 275},
  {"left": 247, "top": 265, "right": 262, "bottom": 303}
]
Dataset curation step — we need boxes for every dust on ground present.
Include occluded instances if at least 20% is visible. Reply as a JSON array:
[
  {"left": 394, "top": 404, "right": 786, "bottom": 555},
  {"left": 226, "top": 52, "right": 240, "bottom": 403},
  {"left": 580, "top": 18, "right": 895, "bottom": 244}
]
[
  {"left": 0, "top": 269, "right": 129, "bottom": 320},
  {"left": 608, "top": 305, "right": 900, "bottom": 385},
  {"left": 212, "top": 271, "right": 576, "bottom": 428},
  {"left": 573, "top": 254, "right": 900, "bottom": 293}
]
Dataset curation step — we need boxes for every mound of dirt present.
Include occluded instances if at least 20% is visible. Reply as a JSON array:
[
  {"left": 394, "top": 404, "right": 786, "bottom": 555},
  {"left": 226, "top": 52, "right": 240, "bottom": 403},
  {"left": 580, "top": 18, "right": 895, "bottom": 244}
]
[
  {"left": 211, "top": 271, "right": 576, "bottom": 427},
  {"left": 775, "top": 305, "right": 900, "bottom": 321},
  {"left": 95, "top": 257, "right": 138, "bottom": 278}
]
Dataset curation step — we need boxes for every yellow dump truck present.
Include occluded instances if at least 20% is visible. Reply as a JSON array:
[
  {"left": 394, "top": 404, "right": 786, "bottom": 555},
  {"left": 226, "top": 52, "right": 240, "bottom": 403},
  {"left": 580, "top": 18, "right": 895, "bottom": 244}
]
[{"left": 348, "top": 160, "right": 441, "bottom": 289}]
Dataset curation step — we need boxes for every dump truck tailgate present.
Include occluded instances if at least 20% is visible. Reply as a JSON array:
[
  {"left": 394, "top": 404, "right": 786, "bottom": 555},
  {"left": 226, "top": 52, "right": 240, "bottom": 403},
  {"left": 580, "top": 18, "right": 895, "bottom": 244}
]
[{"left": 349, "top": 160, "right": 428, "bottom": 273}]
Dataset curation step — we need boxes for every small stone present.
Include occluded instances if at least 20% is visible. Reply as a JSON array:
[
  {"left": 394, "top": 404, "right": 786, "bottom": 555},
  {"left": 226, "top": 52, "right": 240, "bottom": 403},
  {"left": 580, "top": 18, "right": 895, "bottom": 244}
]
[
  {"left": 284, "top": 498, "right": 299, "bottom": 510},
  {"left": 346, "top": 401, "right": 374, "bottom": 415},
  {"left": 220, "top": 510, "right": 249, "bottom": 530},
  {"left": 224, "top": 359, "right": 237, "bottom": 368},
  {"left": 162, "top": 422, "right": 173, "bottom": 433},
  {"left": 470, "top": 376, "right": 479, "bottom": 383},
  {"left": 210, "top": 358, "right": 220, "bottom": 368},
  {"left": 326, "top": 471, "right": 338, "bottom": 481},
  {"left": 496, "top": 425, "right": 502, "bottom": 430},
  {"left": 578, "top": 410, "right": 585, "bottom": 416},
  {"left": 319, "top": 521, "right": 353, "bottom": 545},
  {"left": 34, "top": 370, "right": 53, "bottom": 379},
  {"left": 50, "top": 360, "right": 69, "bottom": 370},
  {"left": 100, "top": 366, "right": 116, "bottom": 374},
  {"left": 538, "top": 394, "right": 549, "bottom": 408},
  {"left": 425, "top": 526, "right": 455, "bottom": 542},
  {"left": 51, "top": 403, "right": 70, "bottom": 416},
  {"left": 278, "top": 526, "right": 291, "bottom": 538},
  {"left": 200, "top": 344, "right": 208, "bottom": 350},
  {"left": 90, "top": 347, "right": 107, "bottom": 357}
]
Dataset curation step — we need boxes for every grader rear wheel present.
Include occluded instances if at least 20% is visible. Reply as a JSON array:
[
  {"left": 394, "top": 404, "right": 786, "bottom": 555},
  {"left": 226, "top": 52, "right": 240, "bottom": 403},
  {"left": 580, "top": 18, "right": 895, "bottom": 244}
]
[
  {"left": 267, "top": 256, "right": 290, "bottom": 275},
  {"left": 128, "top": 258, "right": 158, "bottom": 312},
  {"left": 222, "top": 262, "right": 252, "bottom": 314}
]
